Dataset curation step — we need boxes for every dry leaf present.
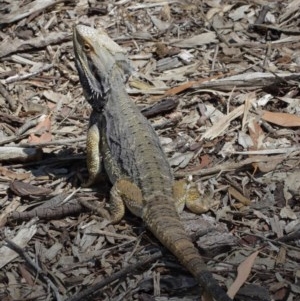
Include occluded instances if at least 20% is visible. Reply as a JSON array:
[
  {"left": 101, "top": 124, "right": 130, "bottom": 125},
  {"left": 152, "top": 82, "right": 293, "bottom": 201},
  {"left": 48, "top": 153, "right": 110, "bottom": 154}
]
[
  {"left": 28, "top": 115, "right": 52, "bottom": 144},
  {"left": 10, "top": 181, "right": 52, "bottom": 196},
  {"left": 201, "top": 105, "right": 245, "bottom": 141},
  {"left": 238, "top": 131, "right": 253, "bottom": 149},
  {"left": 247, "top": 120, "right": 278, "bottom": 172},
  {"left": 262, "top": 110, "right": 300, "bottom": 127},
  {"left": 199, "top": 154, "right": 212, "bottom": 169},
  {"left": 248, "top": 119, "right": 264, "bottom": 150},
  {"left": 18, "top": 264, "right": 34, "bottom": 286},
  {"left": 242, "top": 92, "right": 256, "bottom": 130},
  {"left": 227, "top": 250, "right": 259, "bottom": 298},
  {"left": 0, "top": 221, "right": 37, "bottom": 269},
  {"left": 164, "top": 80, "right": 196, "bottom": 95},
  {"left": 228, "top": 5, "right": 251, "bottom": 21},
  {"left": 280, "top": 207, "right": 297, "bottom": 220},
  {"left": 171, "top": 32, "right": 217, "bottom": 48},
  {"left": 228, "top": 186, "right": 251, "bottom": 206},
  {"left": 149, "top": 15, "right": 170, "bottom": 31},
  {"left": 0, "top": 166, "right": 31, "bottom": 180},
  {"left": 164, "top": 73, "right": 222, "bottom": 96},
  {"left": 0, "top": 199, "right": 20, "bottom": 227},
  {"left": 129, "top": 79, "right": 153, "bottom": 90},
  {"left": 43, "top": 90, "right": 64, "bottom": 103},
  {"left": 169, "top": 152, "right": 194, "bottom": 168}
]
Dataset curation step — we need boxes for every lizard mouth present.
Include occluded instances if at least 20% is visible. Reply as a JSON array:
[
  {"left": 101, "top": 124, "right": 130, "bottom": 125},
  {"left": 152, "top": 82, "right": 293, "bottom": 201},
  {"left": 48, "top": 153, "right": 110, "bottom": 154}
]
[{"left": 73, "top": 26, "right": 108, "bottom": 109}]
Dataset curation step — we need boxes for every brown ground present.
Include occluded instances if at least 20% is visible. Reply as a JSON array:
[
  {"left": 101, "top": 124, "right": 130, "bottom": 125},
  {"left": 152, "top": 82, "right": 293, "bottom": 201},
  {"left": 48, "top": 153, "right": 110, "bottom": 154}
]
[{"left": 0, "top": 1, "right": 300, "bottom": 301}]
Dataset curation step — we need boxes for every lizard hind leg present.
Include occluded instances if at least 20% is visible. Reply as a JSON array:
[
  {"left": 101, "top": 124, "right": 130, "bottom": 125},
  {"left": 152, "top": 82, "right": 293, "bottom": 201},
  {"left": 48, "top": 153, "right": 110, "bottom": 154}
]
[
  {"left": 173, "top": 179, "right": 211, "bottom": 214},
  {"left": 110, "top": 179, "right": 144, "bottom": 223}
]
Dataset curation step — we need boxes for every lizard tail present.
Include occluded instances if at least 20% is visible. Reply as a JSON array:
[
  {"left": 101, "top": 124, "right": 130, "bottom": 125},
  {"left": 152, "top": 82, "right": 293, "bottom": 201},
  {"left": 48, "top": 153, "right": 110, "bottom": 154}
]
[{"left": 144, "top": 195, "right": 232, "bottom": 301}]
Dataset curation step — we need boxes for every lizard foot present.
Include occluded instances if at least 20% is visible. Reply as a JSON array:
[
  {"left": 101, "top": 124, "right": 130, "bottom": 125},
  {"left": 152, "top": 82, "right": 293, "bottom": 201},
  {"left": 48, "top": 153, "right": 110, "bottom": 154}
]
[{"left": 173, "top": 179, "right": 212, "bottom": 214}]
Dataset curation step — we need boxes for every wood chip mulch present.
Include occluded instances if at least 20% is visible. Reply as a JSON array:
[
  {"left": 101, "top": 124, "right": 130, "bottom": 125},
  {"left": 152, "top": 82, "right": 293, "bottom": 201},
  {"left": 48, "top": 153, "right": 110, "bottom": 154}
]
[{"left": 0, "top": 1, "right": 300, "bottom": 301}]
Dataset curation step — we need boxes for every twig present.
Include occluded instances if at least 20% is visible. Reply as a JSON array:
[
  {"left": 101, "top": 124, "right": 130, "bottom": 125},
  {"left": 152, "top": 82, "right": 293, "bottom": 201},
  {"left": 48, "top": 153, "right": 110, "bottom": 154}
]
[
  {"left": 4, "top": 239, "right": 62, "bottom": 301},
  {"left": 19, "top": 137, "right": 86, "bottom": 147},
  {"left": 0, "top": 32, "right": 71, "bottom": 58},
  {"left": 174, "top": 156, "right": 286, "bottom": 178},
  {"left": 78, "top": 197, "right": 110, "bottom": 220},
  {"left": 141, "top": 97, "right": 179, "bottom": 118},
  {"left": 236, "top": 231, "right": 300, "bottom": 252},
  {"left": 4, "top": 64, "right": 54, "bottom": 84},
  {"left": 65, "top": 251, "right": 163, "bottom": 301},
  {"left": 211, "top": 44, "right": 219, "bottom": 72},
  {"left": 0, "top": 133, "right": 28, "bottom": 146},
  {"left": 232, "top": 147, "right": 300, "bottom": 155},
  {"left": 92, "top": 229, "right": 137, "bottom": 241},
  {"left": 277, "top": 227, "right": 300, "bottom": 244},
  {"left": 9, "top": 154, "right": 85, "bottom": 169},
  {"left": 254, "top": 5, "right": 270, "bottom": 26},
  {"left": 9, "top": 193, "right": 86, "bottom": 222},
  {"left": 250, "top": 24, "right": 300, "bottom": 36},
  {"left": 16, "top": 117, "right": 44, "bottom": 135},
  {"left": 9, "top": 202, "right": 84, "bottom": 221},
  {"left": 0, "top": 146, "right": 42, "bottom": 163},
  {"left": 0, "top": 0, "right": 66, "bottom": 25}
]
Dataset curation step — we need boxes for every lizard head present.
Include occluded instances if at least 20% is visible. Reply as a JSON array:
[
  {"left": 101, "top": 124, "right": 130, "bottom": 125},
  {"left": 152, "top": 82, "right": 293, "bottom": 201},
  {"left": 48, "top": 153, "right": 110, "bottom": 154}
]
[
  {"left": 73, "top": 25, "right": 132, "bottom": 111},
  {"left": 73, "top": 25, "right": 108, "bottom": 110}
]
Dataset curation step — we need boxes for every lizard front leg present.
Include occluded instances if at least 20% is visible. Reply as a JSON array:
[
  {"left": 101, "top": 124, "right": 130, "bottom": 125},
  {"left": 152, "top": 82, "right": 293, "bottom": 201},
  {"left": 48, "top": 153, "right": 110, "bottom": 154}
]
[
  {"left": 83, "top": 116, "right": 144, "bottom": 223},
  {"left": 83, "top": 111, "right": 103, "bottom": 188}
]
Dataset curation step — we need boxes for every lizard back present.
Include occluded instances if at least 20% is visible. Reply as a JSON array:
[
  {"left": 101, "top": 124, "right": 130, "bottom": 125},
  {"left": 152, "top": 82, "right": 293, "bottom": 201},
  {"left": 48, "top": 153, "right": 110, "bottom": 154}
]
[{"left": 103, "top": 71, "right": 174, "bottom": 199}]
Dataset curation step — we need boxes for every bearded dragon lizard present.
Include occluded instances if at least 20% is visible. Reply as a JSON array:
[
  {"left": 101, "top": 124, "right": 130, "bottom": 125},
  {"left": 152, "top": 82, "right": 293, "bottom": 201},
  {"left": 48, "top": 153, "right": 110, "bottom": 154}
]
[{"left": 73, "top": 24, "right": 232, "bottom": 301}]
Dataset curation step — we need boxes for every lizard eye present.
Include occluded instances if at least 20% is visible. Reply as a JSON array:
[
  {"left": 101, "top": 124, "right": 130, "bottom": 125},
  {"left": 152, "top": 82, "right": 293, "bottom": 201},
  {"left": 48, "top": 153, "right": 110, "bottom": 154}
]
[{"left": 83, "top": 43, "right": 91, "bottom": 52}]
